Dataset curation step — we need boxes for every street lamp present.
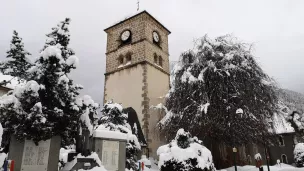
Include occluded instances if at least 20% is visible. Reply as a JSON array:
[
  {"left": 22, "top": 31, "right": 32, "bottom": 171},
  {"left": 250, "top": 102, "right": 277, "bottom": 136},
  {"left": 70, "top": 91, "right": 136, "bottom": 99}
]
[{"left": 233, "top": 147, "right": 237, "bottom": 171}]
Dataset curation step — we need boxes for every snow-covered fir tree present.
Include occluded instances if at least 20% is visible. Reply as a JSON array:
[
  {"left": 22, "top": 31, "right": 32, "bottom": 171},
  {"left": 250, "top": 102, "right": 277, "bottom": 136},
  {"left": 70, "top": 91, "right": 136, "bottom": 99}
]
[
  {"left": 157, "top": 129, "right": 215, "bottom": 171},
  {"left": 294, "top": 143, "right": 304, "bottom": 167},
  {"left": 97, "top": 101, "right": 141, "bottom": 171},
  {"left": 159, "top": 35, "right": 278, "bottom": 146},
  {"left": 0, "top": 30, "right": 32, "bottom": 82},
  {"left": 0, "top": 18, "right": 94, "bottom": 147}
]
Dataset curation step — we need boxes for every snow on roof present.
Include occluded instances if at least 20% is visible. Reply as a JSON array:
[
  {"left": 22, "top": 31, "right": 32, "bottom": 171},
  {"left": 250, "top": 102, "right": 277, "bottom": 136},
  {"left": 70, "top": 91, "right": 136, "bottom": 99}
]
[{"left": 0, "top": 73, "right": 23, "bottom": 89}]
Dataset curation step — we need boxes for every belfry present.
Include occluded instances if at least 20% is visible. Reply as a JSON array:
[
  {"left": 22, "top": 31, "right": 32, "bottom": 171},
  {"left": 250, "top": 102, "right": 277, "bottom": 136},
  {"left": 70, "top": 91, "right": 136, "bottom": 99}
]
[{"left": 103, "top": 11, "right": 171, "bottom": 158}]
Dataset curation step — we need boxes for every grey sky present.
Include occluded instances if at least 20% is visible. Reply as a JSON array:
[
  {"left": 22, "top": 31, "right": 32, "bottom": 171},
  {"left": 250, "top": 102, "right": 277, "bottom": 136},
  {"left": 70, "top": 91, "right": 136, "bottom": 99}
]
[{"left": 1, "top": 0, "right": 304, "bottom": 105}]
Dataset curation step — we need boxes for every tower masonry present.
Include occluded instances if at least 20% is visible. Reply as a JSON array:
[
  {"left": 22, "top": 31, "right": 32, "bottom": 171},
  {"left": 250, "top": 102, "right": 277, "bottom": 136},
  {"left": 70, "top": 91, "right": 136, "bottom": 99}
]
[{"left": 103, "top": 11, "right": 171, "bottom": 158}]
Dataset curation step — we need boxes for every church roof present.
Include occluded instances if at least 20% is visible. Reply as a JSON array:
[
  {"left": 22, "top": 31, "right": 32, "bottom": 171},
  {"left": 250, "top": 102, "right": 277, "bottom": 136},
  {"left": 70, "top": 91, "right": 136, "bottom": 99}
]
[
  {"left": 104, "top": 10, "right": 171, "bottom": 34},
  {"left": 123, "top": 107, "right": 147, "bottom": 147}
]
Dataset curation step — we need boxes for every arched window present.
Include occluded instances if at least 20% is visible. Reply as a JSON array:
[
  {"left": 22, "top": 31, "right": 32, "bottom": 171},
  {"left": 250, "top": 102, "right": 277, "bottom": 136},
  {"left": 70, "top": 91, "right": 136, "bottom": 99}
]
[
  {"left": 281, "top": 154, "right": 288, "bottom": 164},
  {"left": 126, "top": 52, "right": 132, "bottom": 64},
  {"left": 159, "top": 56, "right": 163, "bottom": 67},
  {"left": 279, "top": 136, "right": 285, "bottom": 146},
  {"left": 118, "top": 55, "right": 124, "bottom": 65},
  {"left": 154, "top": 53, "right": 158, "bottom": 64}
]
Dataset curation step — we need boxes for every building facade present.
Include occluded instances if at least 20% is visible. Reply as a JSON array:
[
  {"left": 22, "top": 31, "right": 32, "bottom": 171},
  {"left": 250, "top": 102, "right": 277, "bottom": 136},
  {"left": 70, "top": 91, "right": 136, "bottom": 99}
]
[{"left": 103, "top": 11, "right": 170, "bottom": 158}]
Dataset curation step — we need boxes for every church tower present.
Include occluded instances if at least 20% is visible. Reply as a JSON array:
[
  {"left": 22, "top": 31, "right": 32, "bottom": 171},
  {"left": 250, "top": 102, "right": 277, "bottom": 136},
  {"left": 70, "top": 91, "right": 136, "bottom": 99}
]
[{"left": 103, "top": 11, "right": 170, "bottom": 158}]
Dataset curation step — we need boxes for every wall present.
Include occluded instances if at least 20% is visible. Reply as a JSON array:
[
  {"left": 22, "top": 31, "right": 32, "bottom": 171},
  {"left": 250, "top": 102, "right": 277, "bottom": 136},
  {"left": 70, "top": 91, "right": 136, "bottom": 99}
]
[
  {"left": 145, "top": 64, "right": 170, "bottom": 158},
  {"left": 269, "top": 134, "right": 295, "bottom": 165},
  {"left": 104, "top": 64, "right": 144, "bottom": 126},
  {"left": 104, "top": 12, "right": 170, "bottom": 74}
]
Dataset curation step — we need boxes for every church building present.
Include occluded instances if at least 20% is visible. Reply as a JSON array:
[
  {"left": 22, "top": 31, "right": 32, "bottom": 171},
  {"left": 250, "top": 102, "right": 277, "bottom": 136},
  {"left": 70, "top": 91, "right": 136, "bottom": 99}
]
[{"left": 103, "top": 11, "right": 170, "bottom": 158}]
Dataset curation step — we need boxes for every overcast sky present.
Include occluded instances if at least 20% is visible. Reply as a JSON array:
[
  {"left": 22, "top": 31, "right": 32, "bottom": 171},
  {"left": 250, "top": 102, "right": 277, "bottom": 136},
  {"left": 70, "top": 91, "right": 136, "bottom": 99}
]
[{"left": 1, "top": 0, "right": 304, "bottom": 104}]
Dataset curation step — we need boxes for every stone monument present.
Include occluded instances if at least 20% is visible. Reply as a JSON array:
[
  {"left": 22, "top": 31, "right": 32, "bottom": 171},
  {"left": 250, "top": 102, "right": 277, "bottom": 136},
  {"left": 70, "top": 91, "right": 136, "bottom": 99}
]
[
  {"left": 8, "top": 136, "right": 61, "bottom": 171},
  {"left": 93, "top": 129, "right": 127, "bottom": 171}
]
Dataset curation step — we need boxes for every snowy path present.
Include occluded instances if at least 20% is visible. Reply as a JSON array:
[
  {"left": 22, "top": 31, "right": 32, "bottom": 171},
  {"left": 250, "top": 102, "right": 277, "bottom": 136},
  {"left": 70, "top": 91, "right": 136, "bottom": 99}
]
[{"left": 222, "top": 164, "right": 303, "bottom": 171}]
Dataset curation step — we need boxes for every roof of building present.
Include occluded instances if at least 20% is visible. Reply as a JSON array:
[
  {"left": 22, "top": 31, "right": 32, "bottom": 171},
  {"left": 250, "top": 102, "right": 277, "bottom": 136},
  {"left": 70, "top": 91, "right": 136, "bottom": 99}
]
[
  {"left": 123, "top": 107, "right": 147, "bottom": 146},
  {"left": 0, "top": 74, "right": 20, "bottom": 90},
  {"left": 104, "top": 10, "right": 171, "bottom": 34}
]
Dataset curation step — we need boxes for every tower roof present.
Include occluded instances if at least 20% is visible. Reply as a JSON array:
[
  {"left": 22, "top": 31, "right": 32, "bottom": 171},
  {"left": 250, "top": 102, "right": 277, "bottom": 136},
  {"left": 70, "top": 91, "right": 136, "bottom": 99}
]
[{"left": 104, "top": 10, "right": 171, "bottom": 34}]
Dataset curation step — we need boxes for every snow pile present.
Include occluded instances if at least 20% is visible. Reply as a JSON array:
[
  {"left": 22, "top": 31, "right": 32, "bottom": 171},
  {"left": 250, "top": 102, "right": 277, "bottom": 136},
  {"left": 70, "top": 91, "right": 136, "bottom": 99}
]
[
  {"left": 223, "top": 164, "right": 297, "bottom": 171},
  {"left": 59, "top": 146, "right": 76, "bottom": 164},
  {"left": 254, "top": 153, "right": 262, "bottom": 160},
  {"left": 78, "top": 167, "right": 107, "bottom": 171},
  {"left": 294, "top": 143, "right": 304, "bottom": 167},
  {"left": 41, "top": 45, "right": 63, "bottom": 63},
  {"left": 138, "top": 155, "right": 152, "bottom": 166},
  {"left": 94, "top": 125, "right": 127, "bottom": 140},
  {"left": 62, "top": 152, "right": 107, "bottom": 171},
  {"left": 66, "top": 55, "right": 79, "bottom": 68},
  {"left": 157, "top": 129, "right": 215, "bottom": 171},
  {"left": 0, "top": 73, "right": 24, "bottom": 89}
]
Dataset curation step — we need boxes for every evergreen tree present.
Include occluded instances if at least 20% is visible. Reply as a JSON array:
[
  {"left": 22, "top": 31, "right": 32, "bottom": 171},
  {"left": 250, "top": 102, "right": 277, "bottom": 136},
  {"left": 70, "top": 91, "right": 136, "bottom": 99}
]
[
  {"left": 0, "top": 18, "right": 87, "bottom": 146},
  {"left": 159, "top": 35, "right": 278, "bottom": 146},
  {"left": 98, "top": 101, "right": 141, "bottom": 171},
  {"left": 0, "top": 30, "right": 32, "bottom": 82},
  {"left": 158, "top": 129, "right": 215, "bottom": 171}
]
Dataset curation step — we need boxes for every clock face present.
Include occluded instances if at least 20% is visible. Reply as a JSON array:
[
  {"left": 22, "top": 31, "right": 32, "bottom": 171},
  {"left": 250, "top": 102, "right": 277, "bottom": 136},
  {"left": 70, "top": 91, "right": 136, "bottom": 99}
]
[
  {"left": 121, "top": 30, "right": 131, "bottom": 41},
  {"left": 153, "top": 31, "right": 160, "bottom": 43}
]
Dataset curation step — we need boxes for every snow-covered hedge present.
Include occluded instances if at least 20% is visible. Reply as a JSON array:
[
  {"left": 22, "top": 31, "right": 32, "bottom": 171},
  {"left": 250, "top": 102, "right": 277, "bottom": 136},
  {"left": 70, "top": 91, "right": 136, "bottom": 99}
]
[
  {"left": 294, "top": 143, "right": 304, "bottom": 167},
  {"left": 157, "top": 129, "right": 215, "bottom": 171}
]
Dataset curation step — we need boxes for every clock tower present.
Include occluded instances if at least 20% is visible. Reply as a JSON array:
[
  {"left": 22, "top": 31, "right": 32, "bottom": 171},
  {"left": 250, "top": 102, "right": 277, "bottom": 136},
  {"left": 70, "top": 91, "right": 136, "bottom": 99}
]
[{"left": 103, "top": 11, "right": 170, "bottom": 158}]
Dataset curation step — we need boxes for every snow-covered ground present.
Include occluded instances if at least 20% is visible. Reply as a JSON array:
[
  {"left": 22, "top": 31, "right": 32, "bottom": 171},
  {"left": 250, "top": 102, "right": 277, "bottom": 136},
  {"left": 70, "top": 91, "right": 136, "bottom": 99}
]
[{"left": 221, "top": 164, "right": 302, "bottom": 171}]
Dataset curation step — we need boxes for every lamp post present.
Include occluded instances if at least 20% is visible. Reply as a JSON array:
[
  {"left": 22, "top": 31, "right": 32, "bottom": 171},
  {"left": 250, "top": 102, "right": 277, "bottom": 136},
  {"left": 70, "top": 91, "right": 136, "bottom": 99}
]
[
  {"left": 233, "top": 147, "right": 237, "bottom": 171},
  {"left": 264, "top": 145, "right": 270, "bottom": 171}
]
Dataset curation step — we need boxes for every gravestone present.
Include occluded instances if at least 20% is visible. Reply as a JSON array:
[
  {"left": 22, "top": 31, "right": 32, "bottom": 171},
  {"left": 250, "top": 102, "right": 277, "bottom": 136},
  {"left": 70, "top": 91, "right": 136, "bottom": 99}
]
[
  {"left": 93, "top": 130, "right": 127, "bottom": 171},
  {"left": 8, "top": 136, "right": 61, "bottom": 171}
]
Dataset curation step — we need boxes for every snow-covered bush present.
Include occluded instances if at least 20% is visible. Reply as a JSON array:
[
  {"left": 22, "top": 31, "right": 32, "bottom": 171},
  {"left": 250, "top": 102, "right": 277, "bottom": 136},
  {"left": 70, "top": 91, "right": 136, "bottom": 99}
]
[
  {"left": 159, "top": 35, "right": 278, "bottom": 145},
  {"left": 294, "top": 143, "right": 304, "bottom": 167},
  {"left": 157, "top": 129, "right": 215, "bottom": 171},
  {"left": 97, "top": 101, "right": 140, "bottom": 171}
]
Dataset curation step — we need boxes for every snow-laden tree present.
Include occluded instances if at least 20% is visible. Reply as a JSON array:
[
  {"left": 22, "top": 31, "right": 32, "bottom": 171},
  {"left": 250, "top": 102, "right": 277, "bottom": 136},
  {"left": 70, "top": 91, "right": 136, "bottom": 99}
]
[
  {"left": 287, "top": 111, "right": 304, "bottom": 134},
  {"left": 157, "top": 129, "right": 215, "bottom": 171},
  {"left": 0, "top": 18, "right": 93, "bottom": 146},
  {"left": 159, "top": 35, "right": 278, "bottom": 146},
  {"left": 294, "top": 143, "right": 304, "bottom": 167},
  {"left": 97, "top": 101, "right": 141, "bottom": 171},
  {"left": 0, "top": 30, "right": 32, "bottom": 83}
]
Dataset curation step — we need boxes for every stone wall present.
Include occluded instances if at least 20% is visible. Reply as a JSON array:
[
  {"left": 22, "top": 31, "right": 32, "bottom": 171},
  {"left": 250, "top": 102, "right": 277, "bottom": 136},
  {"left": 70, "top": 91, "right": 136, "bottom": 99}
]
[{"left": 104, "top": 11, "right": 170, "bottom": 74}]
